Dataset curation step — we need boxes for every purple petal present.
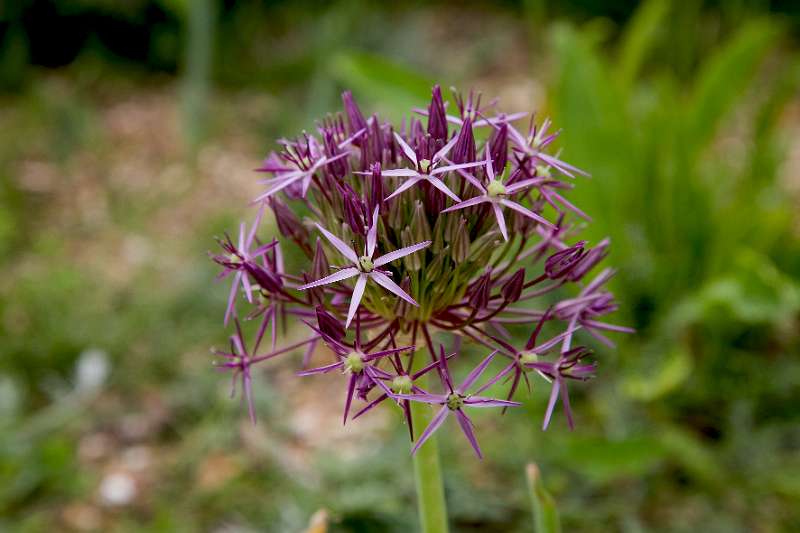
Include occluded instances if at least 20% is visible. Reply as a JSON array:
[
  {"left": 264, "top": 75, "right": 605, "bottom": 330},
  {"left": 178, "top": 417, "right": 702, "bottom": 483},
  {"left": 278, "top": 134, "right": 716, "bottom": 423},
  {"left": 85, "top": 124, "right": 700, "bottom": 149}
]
[
  {"left": 505, "top": 178, "right": 546, "bottom": 194},
  {"left": 365, "top": 345, "right": 416, "bottom": 361},
  {"left": 473, "top": 111, "right": 528, "bottom": 127},
  {"left": 507, "top": 123, "right": 530, "bottom": 150},
  {"left": 245, "top": 203, "right": 265, "bottom": 249},
  {"left": 345, "top": 274, "right": 368, "bottom": 329},
  {"left": 343, "top": 374, "right": 357, "bottom": 425},
  {"left": 297, "top": 267, "right": 359, "bottom": 290},
  {"left": 378, "top": 168, "right": 420, "bottom": 177},
  {"left": 393, "top": 393, "right": 445, "bottom": 404},
  {"left": 431, "top": 134, "right": 459, "bottom": 163},
  {"left": 542, "top": 380, "right": 560, "bottom": 430},
  {"left": 483, "top": 148, "right": 494, "bottom": 180},
  {"left": 224, "top": 271, "right": 241, "bottom": 326},
  {"left": 297, "top": 360, "right": 343, "bottom": 376},
  {"left": 384, "top": 176, "right": 423, "bottom": 201},
  {"left": 352, "top": 392, "right": 389, "bottom": 420},
  {"left": 546, "top": 189, "right": 592, "bottom": 221},
  {"left": 455, "top": 410, "right": 482, "bottom": 458},
  {"left": 369, "top": 271, "right": 418, "bottom": 306},
  {"left": 367, "top": 205, "right": 379, "bottom": 257},
  {"left": 253, "top": 171, "right": 306, "bottom": 202},
  {"left": 314, "top": 223, "right": 359, "bottom": 263},
  {"left": 474, "top": 361, "right": 515, "bottom": 394},
  {"left": 441, "top": 196, "right": 488, "bottom": 213},
  {"left": 373, "top": 241, "right": 431, "bottom": 267},
  {"left": 492, "top": 203, "right": 508, "bottom": 241},
  {"left": 411, "top": 406, "right": 450, "bottom": 455},
  {"left": 458, "top": 351, "right": 497, "bottom": 393},
  {"left": 427, "top": 176, "right": 462, "bottom": 202},
  {"left": 393, "top": 132, "right": 418, "bottom": 165},
  {"left": 499, "top": 199, "right": 555, "bottom": 229},
  {"left": 536, "top": 152, "right": 589, "bottom": 178},
  {"left": 463, "top": 396, "right": 521, "bottom": 408},
  {"left": 429, "top": 160, "right": 484, "bottom": 176},
  {"left": 560, "top": 380, "right": 574, "bottom": 430}
]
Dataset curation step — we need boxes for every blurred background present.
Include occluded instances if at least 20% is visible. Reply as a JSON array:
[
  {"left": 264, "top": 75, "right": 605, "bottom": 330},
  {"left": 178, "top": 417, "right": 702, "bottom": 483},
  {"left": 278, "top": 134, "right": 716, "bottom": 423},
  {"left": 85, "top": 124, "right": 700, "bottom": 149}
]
[{"left": 1, "top": 0, "right": 799, "bottom": 531}]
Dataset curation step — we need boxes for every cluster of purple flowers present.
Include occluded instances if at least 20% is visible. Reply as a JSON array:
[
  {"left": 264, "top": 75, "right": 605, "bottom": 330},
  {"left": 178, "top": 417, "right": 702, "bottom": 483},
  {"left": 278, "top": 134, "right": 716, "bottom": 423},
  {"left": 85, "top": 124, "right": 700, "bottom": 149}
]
[{"left": 211, "top": 86, "right": 632, "bottom": 457}]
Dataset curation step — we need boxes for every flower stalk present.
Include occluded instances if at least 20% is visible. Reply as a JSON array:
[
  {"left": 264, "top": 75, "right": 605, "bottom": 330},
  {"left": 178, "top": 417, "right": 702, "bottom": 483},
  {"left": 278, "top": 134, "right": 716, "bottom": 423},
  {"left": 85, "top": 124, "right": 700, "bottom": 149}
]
[{"left": 410, "top": 352, "right": 449, "bottom": 533}]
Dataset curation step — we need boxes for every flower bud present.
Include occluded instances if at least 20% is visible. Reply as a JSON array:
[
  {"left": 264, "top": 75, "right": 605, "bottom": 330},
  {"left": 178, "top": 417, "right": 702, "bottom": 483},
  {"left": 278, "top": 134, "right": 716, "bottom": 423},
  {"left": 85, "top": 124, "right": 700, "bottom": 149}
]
[
  {"left": 323, "top": 130, "right": 347, "bottom": 179},
  {"left": 401, "top": 228, "right": 422, "bottom": 271},
  {"left": 427, "top": 85, "right": 448, "bottom": 142},
  {"left": 342, "top": 90, "right": 367, "bottom": 135},
  {"left": 545, "top": 241, "right": 586, "bottom": 279},
  {"left": 410, "top": 201, "right": 432, "bottom": 242},
  {"left": 425, "top": 250, "right": 449, "bottom": 283},
  {"left": 368, "top": 163, "right": 384, "bottom": 214},
  {"left": 566, "top": 238, "right": 609, "bottom": 281},
  {"left": 244, "top": 262, "right": 282, "bottom": 294},
  {"left": 450, "top": 217, "right": 470, "bottom": 264},
  {"left": 467, "top": 269, "right": 492, "bottom": 310},
  {"left": 269, "top": 197, "right": 309, "bottom": 247},
  {"left": 489, "top": 121, "right": 508, "bottom": 174},
  {"left": 342, "top": 187, "right": 366, "bottom": 236},
  {"left": 431, "top": 215, "right": 447, "bottom": 254},
  {"left": 451, "top": 117, "right": 476, "bottom": 163},
  {"left": 501, "top": 268, "right": 525, "bottom": 303},
  {"left": 316, "top": 305, "right": 345, "bottom": 342},
  {"left": 388, "top": 192, "right": 404, "bottom": 228},
  {"left": 469, "top": 231, "right": 500, "bottom": 265}
]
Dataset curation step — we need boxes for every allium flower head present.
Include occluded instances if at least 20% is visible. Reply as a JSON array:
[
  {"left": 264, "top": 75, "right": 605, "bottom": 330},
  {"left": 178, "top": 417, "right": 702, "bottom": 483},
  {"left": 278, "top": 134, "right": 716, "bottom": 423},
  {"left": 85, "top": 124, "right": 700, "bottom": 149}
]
[{"left": 209, "top": 85, "right": 631, "bottom": 455}]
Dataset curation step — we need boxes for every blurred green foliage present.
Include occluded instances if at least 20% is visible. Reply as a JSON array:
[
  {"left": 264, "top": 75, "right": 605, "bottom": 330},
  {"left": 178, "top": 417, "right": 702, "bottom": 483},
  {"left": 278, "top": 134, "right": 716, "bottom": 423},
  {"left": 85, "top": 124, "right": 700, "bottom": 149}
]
[{"left": 0, "top": 1, "right": 798, "bottom": 532}]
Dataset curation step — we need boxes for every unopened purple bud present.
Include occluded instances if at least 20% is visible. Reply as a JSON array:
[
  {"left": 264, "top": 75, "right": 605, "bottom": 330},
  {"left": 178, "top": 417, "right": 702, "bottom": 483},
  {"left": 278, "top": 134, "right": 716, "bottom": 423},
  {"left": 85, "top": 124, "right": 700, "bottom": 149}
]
[
  {"left": 451, "top": 117, "right": 476, "bottom": 164},
  {"left": 489, "top": 121, "right": 508, "bottom": 174},
  {"left": 269, "top": 198, "right": 309, "bottom": 246},
  {"left": 316, "top": 305, "right": 345, "bottom": 342},
  {"left": 323, "top": 130, "right": 347, "bottom": 179},
  {"left": 368, "top": 163, "right": 384, "bottom": 214},
  {"left": 368, "top": 115, "right": 386, "bottom": 165},
  {"left": 545, "top": 241, "right": 586, "bottom": 279},
  {"left": 243, "top": 262, "right": 282, "bottom": 293},
  {"left": 342, "top": 91, "right": 367, "bottom": 135},
  {"left": 427, "top": 85, "right": 448, "bottom": 142},
  {"left": 410, "top": 118, "right": 425, "bottom": 143},
  {"left": 501, "top": 268, "right": 525, "bottom": 303},
  {"left": 342, "top": 188, "right": 366, "bottom": 236},
  {"left": 468, "top": 269, "right": 492, "bottom": 309},
  {"left": 566, "top": 238, "right": 609, "bottom": 281}
]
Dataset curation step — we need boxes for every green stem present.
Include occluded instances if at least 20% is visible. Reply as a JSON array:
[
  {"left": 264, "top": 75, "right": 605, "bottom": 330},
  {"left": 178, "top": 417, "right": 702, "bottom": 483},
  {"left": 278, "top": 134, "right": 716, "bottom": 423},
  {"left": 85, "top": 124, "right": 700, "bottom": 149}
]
[{"left": 410, "top": 353, "right": 449, "bottom": 533}]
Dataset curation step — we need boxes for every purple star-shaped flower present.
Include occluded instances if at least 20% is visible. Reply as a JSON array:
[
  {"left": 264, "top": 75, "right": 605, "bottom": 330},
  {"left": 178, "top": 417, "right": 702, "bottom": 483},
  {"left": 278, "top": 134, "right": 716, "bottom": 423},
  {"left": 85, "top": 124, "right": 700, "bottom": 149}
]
[
  {"left": 508, "top": 117, "right": 589, "bottom": 179},
  {"left": 442, "top": 148, "right": 555, "bottom": 241},
  {"left": 353, "top": 350, "right": 454, "bottom": 439},
  {"left": 297, "top": 317, "right": 415, "bottom": 424},
  {"left": 525, "top": 346, "right": 596, "bottom": 430},
  {"left": 394, "top": 347, "right": 520, "bottom": 458},
  {"left": 254, "top": 130, "right": 363, "bottom": 201},
  {"left": 215, "top": 318, "right": 317, "bottom": 424},
  {"left": 297, "top": 206, "right": 431, "bottom": 329},
  {"left": 553, "top": 268, "right": 635, "bottom": 350},
  {"left": 377, "top": 133, "right": 483, "bottom": 202},
  {"left": 211, "top": 204, "right": 277, "bottom": 325},
  {"left": 474, "top": 308, "right": 578, "bottom": 410}
]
